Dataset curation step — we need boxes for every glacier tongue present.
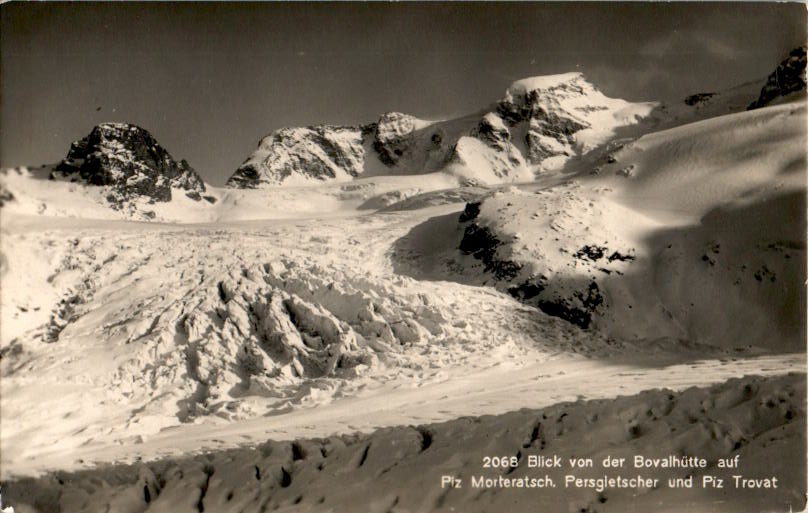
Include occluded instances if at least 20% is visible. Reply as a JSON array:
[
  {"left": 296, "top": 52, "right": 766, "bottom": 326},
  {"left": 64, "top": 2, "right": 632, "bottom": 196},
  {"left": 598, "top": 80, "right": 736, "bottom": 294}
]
[{"left": 130, "top": 256, "right": 454, "bottom": 421}]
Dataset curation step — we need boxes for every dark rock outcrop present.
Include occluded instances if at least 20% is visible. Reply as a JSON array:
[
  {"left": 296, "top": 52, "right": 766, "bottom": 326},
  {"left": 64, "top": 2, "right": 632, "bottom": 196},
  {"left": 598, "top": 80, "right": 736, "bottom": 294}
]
[
  {"left": 373, "top": 112, "right": 423, "bottom": 167},
  {"left": 469, "top": 113, "right": 523, "bottom": 166},
  {"left": 457, "top": 201, "right": 481, "bottom": 223},
  {"left": 498, "top": 81, "right": 590, "bottom": 164},
  {"left": 458, "top": 221, "right": 522, "bottom": 281},
  {"left": 748, "top": 46, "right": 807, "bottom": 110},
  {"left": 0, "top": 182, "right": 15, "bottom": 207},
  {"left": 684, "top": 92, "right": 716, "bottom": 106},
  {"left": 444, "top": 112, "right": 528, "bottom": 179},
  {"left": 51, "top": 123, "right": 205, "bottom": 206},
  {"left": 455, "top": 190, "right": 639, "bottom": 330}
]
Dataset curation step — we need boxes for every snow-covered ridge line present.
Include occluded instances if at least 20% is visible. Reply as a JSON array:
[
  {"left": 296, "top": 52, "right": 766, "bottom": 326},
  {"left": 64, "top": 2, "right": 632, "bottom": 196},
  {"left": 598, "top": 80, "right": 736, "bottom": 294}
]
[
  {"left": 503, "top": 71, "right": 585, "bottom": 99},
  {"left": 1, "top": 48, "right": 803, "bottom": 221},
  {"left": 227, "top": 72, "right": 656, "bottom": 189}
]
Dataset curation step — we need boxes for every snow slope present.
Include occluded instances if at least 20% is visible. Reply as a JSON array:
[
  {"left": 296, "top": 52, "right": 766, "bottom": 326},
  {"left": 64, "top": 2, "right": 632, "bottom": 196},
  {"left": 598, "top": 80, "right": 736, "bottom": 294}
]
[
  {"left": 0, "top": 166, "right": 464, "bottom": 223},
  {"left": 594, "top": 99, "right": 806, "bottom": 219},
  {"left": 4, "top": 373, "right": 804, "bottom": 513},
  {"left": 394, "top": 100, "right": 806, "bottom": 350}
]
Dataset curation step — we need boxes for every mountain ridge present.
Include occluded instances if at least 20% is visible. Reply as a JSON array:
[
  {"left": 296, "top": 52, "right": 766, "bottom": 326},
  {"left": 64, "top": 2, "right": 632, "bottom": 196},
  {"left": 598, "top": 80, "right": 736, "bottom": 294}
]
[
  {"left": 226, "top": 72, "right": 656, "bottom": 188},
  {"left": 0, "top": 47, "right": 804, "bottom": 221}
]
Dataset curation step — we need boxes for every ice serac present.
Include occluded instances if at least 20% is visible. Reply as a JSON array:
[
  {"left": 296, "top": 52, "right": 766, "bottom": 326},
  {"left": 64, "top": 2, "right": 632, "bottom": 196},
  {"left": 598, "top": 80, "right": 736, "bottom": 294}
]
[
  {"left": 748, "top": 46, "right": 807, "bottom": 110},
  {"left": 227, "top": 73, "right": 654, "bottom": 188},
  {"left": 51, "top": 123, "right": 205, "bottom": 206}
]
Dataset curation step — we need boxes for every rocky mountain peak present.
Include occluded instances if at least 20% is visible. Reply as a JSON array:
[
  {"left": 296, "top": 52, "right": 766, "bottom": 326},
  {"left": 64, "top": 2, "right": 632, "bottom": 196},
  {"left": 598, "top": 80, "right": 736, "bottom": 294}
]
[
  {"left": 226, "top": 72, "right": 652, "bottom": 188},
  {"left": 227, "top": 124, "right": 369, "bottom": 188},
  {"left": 748, "top": 46, "right": 807, "bottom": 110},
  {"left": 52, "top": 122, "right": 205, "bottom": 206},
  {"left": 497, "top": 73, "right": 595, "bottom": 164}
]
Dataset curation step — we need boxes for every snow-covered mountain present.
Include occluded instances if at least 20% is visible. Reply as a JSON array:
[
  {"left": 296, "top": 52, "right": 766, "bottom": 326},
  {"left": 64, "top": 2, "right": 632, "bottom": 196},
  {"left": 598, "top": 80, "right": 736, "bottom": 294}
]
[
  {"left": 227, "top": 73, "right": 656, "bottom": 188},
  {"left": 0, "top": 123, "right": 222, "bottom": 221},
  {"left": 3, "top": 53, "right": 803, "bottom": 222},
  {"left": 51, "top": 123, "right": 208, "bottom": 206},
  {"left": 402, "top": 99, "right": 805, "bottom": 351},
  {"left": 226, "top": 124, "right": 372, "bottom": 187},
  {"left": 0, "top": 47, "right": 806, "bottom": 513}
]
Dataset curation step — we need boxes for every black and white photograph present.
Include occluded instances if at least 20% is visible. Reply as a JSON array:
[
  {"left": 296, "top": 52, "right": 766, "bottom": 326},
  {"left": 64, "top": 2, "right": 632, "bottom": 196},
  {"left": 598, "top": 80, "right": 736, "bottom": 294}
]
[{"left": 0, "top": 2, "right": 806, "bottom": 512}]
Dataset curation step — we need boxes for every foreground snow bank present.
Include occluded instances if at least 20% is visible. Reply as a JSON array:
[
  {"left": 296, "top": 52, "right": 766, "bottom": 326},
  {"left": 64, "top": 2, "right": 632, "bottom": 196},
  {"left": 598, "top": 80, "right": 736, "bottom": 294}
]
[{"left": 3, "top": 373, "right": 804, "bottom": 513}]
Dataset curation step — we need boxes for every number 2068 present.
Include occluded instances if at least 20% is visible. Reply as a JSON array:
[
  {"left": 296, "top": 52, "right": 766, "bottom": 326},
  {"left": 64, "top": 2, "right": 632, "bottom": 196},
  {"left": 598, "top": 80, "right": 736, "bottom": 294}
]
[{"left": 482, "top": 456, "right": 519, "bottom": 468}]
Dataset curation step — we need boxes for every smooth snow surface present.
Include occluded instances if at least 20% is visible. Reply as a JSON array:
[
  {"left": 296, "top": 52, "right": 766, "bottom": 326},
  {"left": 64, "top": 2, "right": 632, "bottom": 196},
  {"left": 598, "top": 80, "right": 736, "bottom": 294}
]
[
  {"left": 0, "top": 168, "right": 462, "bottom": 223},
  {"left": 595, "top": 100, "right": 807, "bottom": 219}
]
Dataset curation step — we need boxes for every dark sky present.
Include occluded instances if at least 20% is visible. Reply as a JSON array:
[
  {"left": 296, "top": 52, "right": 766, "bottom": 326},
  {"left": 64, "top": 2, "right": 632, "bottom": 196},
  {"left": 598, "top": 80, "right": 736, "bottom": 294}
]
[{"left": 1, "top": 2, "right": 805, "bottom": 185}]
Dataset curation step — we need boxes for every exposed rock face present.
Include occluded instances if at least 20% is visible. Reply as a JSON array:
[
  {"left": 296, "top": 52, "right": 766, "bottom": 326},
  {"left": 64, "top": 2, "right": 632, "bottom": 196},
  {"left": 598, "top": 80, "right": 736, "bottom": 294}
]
[
  {"left": 498, "top": 74, "right": 592, "bottom": 164},
  {"left": 0, "top": 181, "right": 15, "bottom": 207},
  {"left": 684, "top": 92, "right": 716, "bottom": 106},
  {"left": 456, "top": 199, "right": 526, "bottom": 284},
  {"left": 228, "top": 73, "right": 652, "bottom": 188},
  {"left": 227, "top": 125, "right": 369, "bottom": 188},
  {"left": 373, "top": 112, "right": 424, "bottom": 166},
  {"left": 471, "top": 113, "right": 512, "bottom": 150},
  {"left": 51, "top": 123, "right": 205, "bottom": 205},
  {"left": 227, "top": 114, "right": 443, "bottom": 188},
  {"left": 748, "top": 46, "right": 807, "bottom": 110},
  {"left": 455, "top": 187, "right": 638, "bottom": 330},
  {"left": 464, "top": 112, "right": 525, "bottom": 170},
  {"left": 450, "top": 113, "right": 527, "bottom": 177}
]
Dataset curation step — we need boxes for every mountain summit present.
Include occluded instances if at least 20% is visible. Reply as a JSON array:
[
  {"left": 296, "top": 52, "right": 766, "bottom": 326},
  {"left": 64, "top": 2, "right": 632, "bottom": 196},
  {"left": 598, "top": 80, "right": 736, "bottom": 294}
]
[
  {"left": 51, "top": 123, "right": 206, "bottom": 207},
  {"left": 227, "top": 73, "right": 656, "bottom": 188}
]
